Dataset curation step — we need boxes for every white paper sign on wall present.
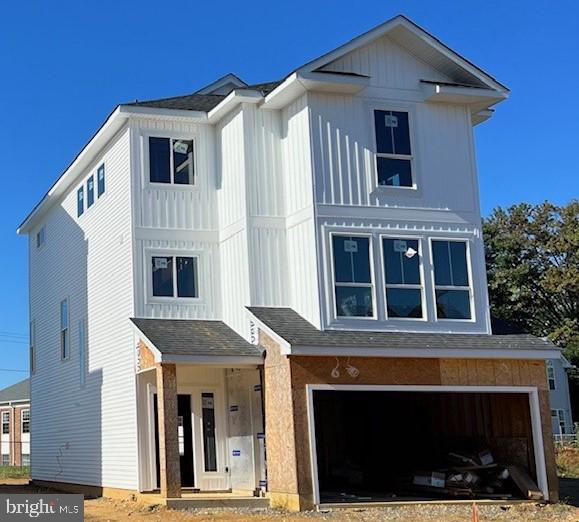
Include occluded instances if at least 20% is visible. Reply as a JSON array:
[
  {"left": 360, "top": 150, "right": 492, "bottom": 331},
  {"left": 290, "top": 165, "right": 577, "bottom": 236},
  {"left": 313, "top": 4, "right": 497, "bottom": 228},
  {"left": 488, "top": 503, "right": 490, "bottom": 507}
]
[
  {"left": 173, "top": 141, "right": 189, "bottom": 154},
  {"left": 384, "top": 114, "right": 398, "bottom": 128},
  {"left": 344, "top": 240, "right": 358, "bottom": 253}
]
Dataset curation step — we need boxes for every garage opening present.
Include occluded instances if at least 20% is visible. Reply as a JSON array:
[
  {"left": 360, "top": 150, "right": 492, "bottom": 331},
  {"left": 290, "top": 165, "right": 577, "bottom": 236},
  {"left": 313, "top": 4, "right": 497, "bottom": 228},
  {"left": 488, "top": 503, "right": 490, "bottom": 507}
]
[{"left": 311, "top": 389, "right": 544, "bottom": 503}]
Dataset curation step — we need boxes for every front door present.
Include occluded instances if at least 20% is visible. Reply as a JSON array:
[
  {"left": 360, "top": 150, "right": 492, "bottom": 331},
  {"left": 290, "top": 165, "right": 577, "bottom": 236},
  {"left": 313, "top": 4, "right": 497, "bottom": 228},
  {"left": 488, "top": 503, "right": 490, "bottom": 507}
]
[
  {"left": 178, "top": 395, "right": 195, "bottom": 487},
  {"left": 153, "top": 394, "right": 195, "bottom": 489}
]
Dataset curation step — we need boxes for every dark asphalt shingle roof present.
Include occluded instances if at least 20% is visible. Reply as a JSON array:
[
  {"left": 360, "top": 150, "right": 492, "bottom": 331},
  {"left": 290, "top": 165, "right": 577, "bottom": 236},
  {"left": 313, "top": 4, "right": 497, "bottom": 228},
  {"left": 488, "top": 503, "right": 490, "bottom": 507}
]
[
  {"left": 131, "top": 318, "right": 261, "bottom": 358},
  {"left": 126, "top": 81, "right": 282, "bottom": 113},
  {"left": 247, "top": 307, "right": 558, "bottom": 352},
  {"left": 0, "top": 379, "right": 29, "bottom": 403}
]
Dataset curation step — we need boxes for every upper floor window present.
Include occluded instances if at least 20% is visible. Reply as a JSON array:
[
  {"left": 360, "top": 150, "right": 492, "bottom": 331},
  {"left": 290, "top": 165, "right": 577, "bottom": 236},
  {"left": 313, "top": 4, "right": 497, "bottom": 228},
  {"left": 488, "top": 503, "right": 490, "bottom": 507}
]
[
  {"left": 546, "top": 361, "right": 556, "bottom": 390},
  {"left": 332, "top": 235, "right": 374, "bottom": 318},
  {"left": 383, "top": 238, "right": 423, "bottom": 319},
  {"left": 21, "top": 410, "right": 30, "bottom": 434},
  {"left": 152, "top": 256, "right": 198, "bottom": 298},
  {"left": 97, "top": 164, "right": 105, "bottom": 197},
  {"left": 60, "top": 298, "right": 70, "bottom": 360},
  {"left": 87, "top": 175, "right": 95, "bottom": 208},
  {"left": 1, "top": 412, "right": 9, "bottom": 434},
  {"left": 432, "top": 240, "right": 472, "bottom": 320},
  {"left": 149, "top": 137, "right": 194, "bottom": 185},
  {"left": 77, "top": 187, "right": 84, "bottom": 217},
  {"left": 36, "top": 226, "right": 46, "bottom": 249},
  {"left": 374, "top": 110, "right": 413, "bottom": 188}
]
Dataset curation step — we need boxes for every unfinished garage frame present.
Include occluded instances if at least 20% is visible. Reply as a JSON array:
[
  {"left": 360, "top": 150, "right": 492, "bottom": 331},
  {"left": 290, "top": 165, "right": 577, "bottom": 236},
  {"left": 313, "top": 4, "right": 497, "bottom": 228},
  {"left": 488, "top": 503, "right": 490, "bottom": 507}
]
[{"left": 306, "top": 384, "right": 548, "bottom": 505}]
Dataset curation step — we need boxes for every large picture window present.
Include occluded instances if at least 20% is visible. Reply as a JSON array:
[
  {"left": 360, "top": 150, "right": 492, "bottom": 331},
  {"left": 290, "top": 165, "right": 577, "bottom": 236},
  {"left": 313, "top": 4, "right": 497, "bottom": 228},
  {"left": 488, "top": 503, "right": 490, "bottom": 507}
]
[
  {"left": 152, "top": 256, "right": 198, "bottom": 298},
  {"left": 332, "top": 235, "right": 373, "bottom": 318},
  {"left": 382, "top": 238, "right": 423, "bottom": 318},
  {"left": 149, "top": 137, "right": 194, "bottom": 185},
  {"left": 374, "top": 110, "right": 413, "bottom": 187},
  {"left": 432, "top": 240, "right": 472, "bottom": 320}
]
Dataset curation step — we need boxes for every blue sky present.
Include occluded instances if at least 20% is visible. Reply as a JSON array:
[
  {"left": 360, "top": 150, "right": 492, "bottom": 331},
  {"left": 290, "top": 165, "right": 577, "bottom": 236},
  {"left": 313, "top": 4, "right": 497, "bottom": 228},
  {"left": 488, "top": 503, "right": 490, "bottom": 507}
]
[{"left": 0, "top": 0, "right": 577, "bottom": 388}]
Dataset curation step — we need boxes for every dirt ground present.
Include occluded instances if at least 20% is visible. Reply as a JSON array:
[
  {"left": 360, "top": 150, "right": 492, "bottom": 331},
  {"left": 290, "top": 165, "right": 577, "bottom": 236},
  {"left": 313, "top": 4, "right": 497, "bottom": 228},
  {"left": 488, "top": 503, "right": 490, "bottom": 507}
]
[{"left": 1, "top": 478, "right": 579, "bottom": 522}]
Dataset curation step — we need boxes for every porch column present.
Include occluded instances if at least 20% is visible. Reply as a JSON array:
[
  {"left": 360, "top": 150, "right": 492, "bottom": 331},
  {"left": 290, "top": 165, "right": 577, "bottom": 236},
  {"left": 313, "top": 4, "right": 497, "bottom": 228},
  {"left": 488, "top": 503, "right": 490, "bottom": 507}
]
[{"left": 156, "top": 363, "right": 181, "bottom": 498}]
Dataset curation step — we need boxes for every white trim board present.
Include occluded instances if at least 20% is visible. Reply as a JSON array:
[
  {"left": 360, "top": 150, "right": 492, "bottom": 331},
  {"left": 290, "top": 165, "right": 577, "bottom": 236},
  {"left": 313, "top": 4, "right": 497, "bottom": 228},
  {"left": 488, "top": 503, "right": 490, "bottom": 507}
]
[{"left": 305, "top": 384, "right": 549, "bottom": 506}]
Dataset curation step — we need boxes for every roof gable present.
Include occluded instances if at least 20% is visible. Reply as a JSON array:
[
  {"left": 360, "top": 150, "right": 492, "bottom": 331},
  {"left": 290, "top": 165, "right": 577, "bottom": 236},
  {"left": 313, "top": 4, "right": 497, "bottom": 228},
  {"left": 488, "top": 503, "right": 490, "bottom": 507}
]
[
  {"left": 0, "top": 378, "right": 29, "bottom": 403},
  {"left": 297, "top": 15, "right": 508, "bottom": 92}
]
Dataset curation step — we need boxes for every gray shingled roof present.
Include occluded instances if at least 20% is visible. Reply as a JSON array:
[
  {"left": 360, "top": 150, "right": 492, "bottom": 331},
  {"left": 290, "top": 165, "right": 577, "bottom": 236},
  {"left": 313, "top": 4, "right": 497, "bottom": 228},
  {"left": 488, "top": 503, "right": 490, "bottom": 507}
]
[
  {"left": 131, "top": 318, "right": 261, "bottom": 358},
  {"left": 127, "top": 81, "right": 282, "bottom": 113},
  {"left": 0, "top": 379, "right": 29, "bottom": 403},
  {"left": 247, "top": 307, "right": 558, "bottom": 351}
]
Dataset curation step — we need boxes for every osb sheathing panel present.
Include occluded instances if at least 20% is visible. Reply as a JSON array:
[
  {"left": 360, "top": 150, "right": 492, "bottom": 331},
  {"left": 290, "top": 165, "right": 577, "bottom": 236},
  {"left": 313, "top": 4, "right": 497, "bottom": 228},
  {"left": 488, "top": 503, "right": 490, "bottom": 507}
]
[
  {"left": 261, "top": 332, "right": 300, "bottom": 499},
  {"left": 138, "top": 341, "right": 156, "bottom": 371},
  {"left": 283, "top": 356, "right": 557, "bottom": 503}
]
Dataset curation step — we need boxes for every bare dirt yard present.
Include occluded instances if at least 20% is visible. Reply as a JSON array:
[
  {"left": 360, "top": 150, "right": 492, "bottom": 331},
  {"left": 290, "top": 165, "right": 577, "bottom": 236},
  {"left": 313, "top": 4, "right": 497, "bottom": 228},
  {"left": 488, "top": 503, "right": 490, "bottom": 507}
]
[{"left": 0, "top": 478, "right": 578, "bottom": 522}]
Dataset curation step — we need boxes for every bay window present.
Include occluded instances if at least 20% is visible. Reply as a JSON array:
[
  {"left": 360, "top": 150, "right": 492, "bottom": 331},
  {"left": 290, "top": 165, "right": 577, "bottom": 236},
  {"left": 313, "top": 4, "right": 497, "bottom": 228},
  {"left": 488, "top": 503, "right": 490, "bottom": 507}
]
[
  {"left": 332, "top": 235, "right": 374, "bottom": 318},
  {"left": 432, "top": 240, "right": 472, "bottom": 320},
  {"left": 382, "top": 238, "right": 423, "bottom": 318}
]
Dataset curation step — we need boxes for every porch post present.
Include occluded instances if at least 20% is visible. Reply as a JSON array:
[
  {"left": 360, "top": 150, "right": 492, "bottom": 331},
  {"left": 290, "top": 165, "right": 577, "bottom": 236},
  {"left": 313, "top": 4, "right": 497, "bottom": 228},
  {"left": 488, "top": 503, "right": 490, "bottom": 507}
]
[{"left": 156, "top": 363, "right": 181, "bottom": 498}]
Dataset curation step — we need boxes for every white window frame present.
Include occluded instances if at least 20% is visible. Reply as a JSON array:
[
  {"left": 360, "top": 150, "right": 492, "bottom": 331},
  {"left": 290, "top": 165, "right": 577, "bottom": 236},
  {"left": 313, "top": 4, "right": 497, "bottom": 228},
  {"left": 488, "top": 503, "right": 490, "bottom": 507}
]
[
  {"left": 371, "top": 105, "right": 418, "bottom": 191},
  {"left": 146, "top": 251, "right": 202, "bottom": 304},
  {"left": 21, "top": 454, "right": 30, "bottom": 467},
  {"left": 329, "top": 232, "right": 377, "bottom": 320},
  {"left": 145, "top": 133, "right": 197, "bottom": 188},
  {"left": 551, "top": 408, "right": 566, "bottom": 434},
  {"left": 60, "top": 298, "right": 70, "bottom": 361},
  {"left": 1, "top": 454, "right": 9, "bottom": 466},
  {"left": 429, "top": 238, "right": 475, "bottom": 322},
  {"left": 29, "top": 320, "right": 35, "bottom": 375},
  {"left": 380, "top": 235, "right": 427, "bottom": 321},
  {"left": 546, "top": 360, "right": 556, "bottom": 390},
  {"left": 1, "top": 412, "right": 9, "bottom": 435},
  {"left": 36, "top": 226, "right": 46, "bottom": 249},
  {"left": 21, "top": 410, "right": 30, "bottom": 435}
]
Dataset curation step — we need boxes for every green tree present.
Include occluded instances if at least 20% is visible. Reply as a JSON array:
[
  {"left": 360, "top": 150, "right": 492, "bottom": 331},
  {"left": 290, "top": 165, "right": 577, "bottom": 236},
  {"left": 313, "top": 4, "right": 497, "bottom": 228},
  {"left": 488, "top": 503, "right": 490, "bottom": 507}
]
[{"left": 482, "top": 200, "right": 579, "bottom": 363}]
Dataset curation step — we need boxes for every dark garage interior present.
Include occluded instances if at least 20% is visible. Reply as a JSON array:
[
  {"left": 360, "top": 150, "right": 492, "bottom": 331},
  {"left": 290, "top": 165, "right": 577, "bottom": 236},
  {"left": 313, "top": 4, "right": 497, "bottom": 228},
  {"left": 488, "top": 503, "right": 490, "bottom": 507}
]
[{"left": 312, "top": 389, "right": 540, "bottom": 503}]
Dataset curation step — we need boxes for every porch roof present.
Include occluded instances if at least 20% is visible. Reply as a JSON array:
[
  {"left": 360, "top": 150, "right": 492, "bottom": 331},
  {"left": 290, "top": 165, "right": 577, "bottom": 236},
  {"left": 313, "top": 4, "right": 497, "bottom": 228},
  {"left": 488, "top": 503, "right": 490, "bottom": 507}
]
[
  {"left": 247, "top": 307, "right": 560, "bottom": 359},
  {"left": 131, "top": 318, "right": 262, "bottom": 364}
]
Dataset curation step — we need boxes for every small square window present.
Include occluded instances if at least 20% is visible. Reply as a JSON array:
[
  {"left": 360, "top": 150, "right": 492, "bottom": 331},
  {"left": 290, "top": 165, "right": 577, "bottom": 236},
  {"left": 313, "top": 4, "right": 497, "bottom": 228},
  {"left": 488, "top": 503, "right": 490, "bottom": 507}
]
[
  {"left": 97, "top": 164, "right": 105, "bottom": 197},
  {"left": 87, "top": 175, "right": 95, "bottom": 208},
  {"left": 149, "top": 137, "right": 195, "bottom": 185},
  {"left": 151, "top": 255, "right": 199, "bottom": 299}
]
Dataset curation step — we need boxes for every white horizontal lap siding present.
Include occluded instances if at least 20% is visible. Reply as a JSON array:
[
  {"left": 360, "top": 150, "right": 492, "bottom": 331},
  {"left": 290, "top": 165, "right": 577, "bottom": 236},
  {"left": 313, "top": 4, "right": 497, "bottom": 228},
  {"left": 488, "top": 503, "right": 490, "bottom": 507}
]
[
  {"left": 320, "top": 35, "right": 449, "bottom": 90},
  {"left": 29, "top": 127, "right": 137, "bottom": 489},
  {"left": 135, "top": 118, "right": 218, "bottom": 231},
  {"left": 281, "top": 95, "right": 321, "bottom": 328},
  {"left": 137, "top": 238, "right": 220, "bottom": 320}
]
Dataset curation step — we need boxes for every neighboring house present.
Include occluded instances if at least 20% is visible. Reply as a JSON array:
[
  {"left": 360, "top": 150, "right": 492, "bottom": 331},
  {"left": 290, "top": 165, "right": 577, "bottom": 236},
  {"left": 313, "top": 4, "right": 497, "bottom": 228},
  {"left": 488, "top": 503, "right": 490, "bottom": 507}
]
[
  {"left": 17, "top": 15, "right": 562, "bottom": 510},
  {"left": 547, "top": 357, "right": 575, "bottom": 438},
  {"left": 0, "top": 379, "right": 30, "bottom": 467}
]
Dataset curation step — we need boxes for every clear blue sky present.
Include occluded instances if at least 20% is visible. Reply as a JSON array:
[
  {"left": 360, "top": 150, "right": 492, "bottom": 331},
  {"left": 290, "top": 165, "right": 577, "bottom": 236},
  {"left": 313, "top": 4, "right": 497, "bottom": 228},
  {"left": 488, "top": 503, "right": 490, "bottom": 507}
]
[{"left": 0, "top": 0, "right": 577, "bottom": 388}]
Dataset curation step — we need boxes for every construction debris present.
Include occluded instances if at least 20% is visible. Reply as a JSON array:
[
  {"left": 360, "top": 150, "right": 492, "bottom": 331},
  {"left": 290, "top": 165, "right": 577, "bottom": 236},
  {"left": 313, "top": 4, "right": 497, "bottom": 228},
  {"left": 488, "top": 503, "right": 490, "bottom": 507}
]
[{"left": 404, "top": 449, "right": 543, "bottom": 501}]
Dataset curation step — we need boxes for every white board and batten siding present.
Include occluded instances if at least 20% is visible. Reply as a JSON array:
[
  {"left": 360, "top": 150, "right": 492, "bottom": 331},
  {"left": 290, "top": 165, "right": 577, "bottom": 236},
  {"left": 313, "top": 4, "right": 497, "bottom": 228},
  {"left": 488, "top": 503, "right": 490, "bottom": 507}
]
[
  {"left": 29, "top": 126, "right": 138, "bottom": 490},
  {"left": 307, "top": 35, "right": 491, "bottom": 332}
]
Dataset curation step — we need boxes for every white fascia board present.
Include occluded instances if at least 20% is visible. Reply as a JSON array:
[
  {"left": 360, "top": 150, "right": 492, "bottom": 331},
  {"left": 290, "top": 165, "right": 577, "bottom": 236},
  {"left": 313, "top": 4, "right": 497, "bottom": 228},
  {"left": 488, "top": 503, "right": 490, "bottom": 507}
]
[
  {"left": 262, "top": 72, "right": 369, "bottom": 110},
  {"left": 248, "top": 313, "right": 292, "bottom": 354},
  {"left": 207, "top": 89, "right": 263, "bottom": 123},
  {"left": 160, "top": 354, "right": 263, "bottom": 366},
  {"left": 196, "top": 73, "right": 247, "bottom": 94},
  {"left": 17, "top": 105, "right": 127, "bottom": 235},
  {"left": 472, "top": 109, "right": 494, "bottom": 126},
  {"left": 121, "top": 105, "right": 208, "bottom": 122},
  {"left": 421, "top": 82, "right": 508, "bottom": 106},
  {"left": 289, "top": 346, "right": 561, "bottom": 360}
]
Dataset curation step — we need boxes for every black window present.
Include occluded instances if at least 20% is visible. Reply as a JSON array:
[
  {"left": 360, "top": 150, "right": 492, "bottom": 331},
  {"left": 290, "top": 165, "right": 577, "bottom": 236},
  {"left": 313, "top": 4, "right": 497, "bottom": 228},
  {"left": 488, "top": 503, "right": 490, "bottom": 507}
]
[
  {"left": 97, "top": 164, "right": 105, "bottom": 197},
  {"left": 2, "top": 413, "right": 9, "bottom": 435},
  {"left": 87, "top": 175, "right": 95, "bottom": 208},
  {"left": 22, "top": 410, "right": 30, "bottom": 434},
  {"left": 152, "top": 256, "right": 198, "bottom": 298},
  {"left": 374, "top": 110, "right": 413, "bottom": 187},
  {"left": 383, "top": 238, "right": 423, "bottom": 318},
  {"left": 432, "top": 240, "right": 471, "bottom": 319},
  {"left": 77, "top": 187, "right": 84, "bottom": 217},
  {"left": 149, "top": 137, "right": 194, "bottom": 185},
  {"left": 332, "top": 236, "right": 373, "bottom": 317},
  {"left": 60, "top": 298, "right": 69, "bottom": 359},
  {"left": 152, "top": 257, "right": 173, "bottom": 297}
]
